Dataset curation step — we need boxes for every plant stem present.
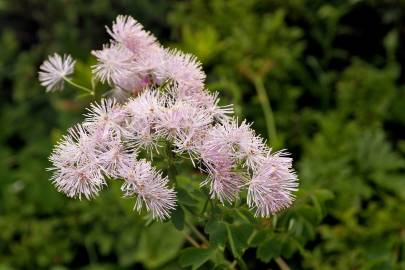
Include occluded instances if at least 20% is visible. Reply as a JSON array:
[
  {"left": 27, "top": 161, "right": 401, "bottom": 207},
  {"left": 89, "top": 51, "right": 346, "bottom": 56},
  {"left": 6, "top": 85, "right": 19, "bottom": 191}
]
[
  {"left": 201, "top": 197, "right": 210, "bottom": 214},
  {"left": 166, "top": 143, "right": 177, "bottom": 186},
  {"left": 252, "top": 75, "right": 277, "bottom": 145},
  {"left": 183, "top": 233, "right": 200, "bottom": 248},
  {"left": 186, "top": 220, "right": 209, "bottom": 245},
  {"left": 84, "top": 239, "right": 97, "bottom": 265},
  {"left": 64, "top": 77, "right": 94, "bottom": 95},
  {"left": 275, "top": 257, "right": 291, "bottom": 270}
]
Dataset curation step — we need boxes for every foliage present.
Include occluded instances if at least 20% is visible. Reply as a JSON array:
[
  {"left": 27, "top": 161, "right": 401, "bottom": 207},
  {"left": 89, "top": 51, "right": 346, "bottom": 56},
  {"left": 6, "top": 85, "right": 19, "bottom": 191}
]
[{"left": 0, "top": 0, "right": 404, "bottom": 269}]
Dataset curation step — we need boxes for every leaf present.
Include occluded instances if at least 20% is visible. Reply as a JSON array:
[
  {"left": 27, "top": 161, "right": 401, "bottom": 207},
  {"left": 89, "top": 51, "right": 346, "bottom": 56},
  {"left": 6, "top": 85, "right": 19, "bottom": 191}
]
[
  {"left": 257, "top": 235, "right": 283, "bottom": 263},
  {"left": 177, "top": 188, "right": 198, "bottom": 206},
  {"left": 249, "top": 230, "right": 268, "bottom": 247},
  {"left": 235, "top": 209, "right": 256, "bottom": 224},
  {"left": 205, "top": 219, "right": 227, "bottom": 246},
  {"left": 226, "top": 223, "right": 253, "bottom": 258},
  {"left": 179, "top": 247, "right": 214, "bottom": 270},
  {"left": 133, "top": 222, "right": 184, "bottom": 269},
  {"left": 171, "top": 205, "right": 185, "bottom": 230}
]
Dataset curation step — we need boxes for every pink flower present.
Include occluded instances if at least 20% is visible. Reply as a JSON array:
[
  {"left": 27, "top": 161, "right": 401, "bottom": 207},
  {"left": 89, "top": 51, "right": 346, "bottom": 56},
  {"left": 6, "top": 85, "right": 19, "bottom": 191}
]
[
  {"left": 49, "top": 124, "right": 106, "bottom": 199},
  {"left": 165, "top": 88, "right": 233, "bottom": 122},
  {"left": 83, "top": 99, "right": 127, "bottom": 137},
  {"left": 114, "top": 72, "right": 150, "bottom": 95},
  {"left": 247, "top": 151, "right": 298, "bottom": 217},
  {"left": 105, "top": 87, "right": 131, "bottom": 102},
  {"left": 154, "top": 49, "right": 206, "bottom": 97},
  {"left": 132, "top": 45, "right": 165, "bottom": 74},
  {"left": 123, "top": 90, "right": 165, "bottom": 152},
  {"left": 96, "top": 137, "right": 134, "bottom": 178},
  {"left": 61, "top": 124, "right": 99, "bottom": 164},
  {"left": 50, "top": 163, "right": 105, "bottom": 200},
  {"left": 38, "top": 53, "right": 75, "bottom": 92},
  {"left": 204, "top": 120, "right": 268, "bottom": 170},
  {"left": 155, "top": 100, "right": 212, "bottom": 141},
  {"left": 121, "top": 159, "right": 176, "bottom": 220},
  {"left": 43, "top": 15, "right": 299, "bottom": 220},
  {"left": 199, "top": 142, "right": 244, "bottom": 203},
  {"left": 125, "top": 90, "right": 164, "bottom": 120},
  {"left": 107, "top": 15, "right": 158, "bottom": 55},
  {"left": 91, "top": 44, "right": 135, "bottom": 85}
]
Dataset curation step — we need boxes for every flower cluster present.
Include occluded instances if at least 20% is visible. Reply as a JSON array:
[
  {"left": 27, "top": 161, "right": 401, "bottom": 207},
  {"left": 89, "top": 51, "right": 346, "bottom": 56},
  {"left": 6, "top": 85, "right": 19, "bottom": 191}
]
[{"left": 43, "top": 15, "right": 298, "bottom": 220}]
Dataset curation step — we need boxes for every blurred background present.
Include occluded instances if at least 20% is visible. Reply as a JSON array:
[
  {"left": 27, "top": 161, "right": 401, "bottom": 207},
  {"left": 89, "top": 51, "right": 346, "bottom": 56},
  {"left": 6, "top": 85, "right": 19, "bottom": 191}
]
[{"left": 0, "top": 0, "right": 404, "bottom": 269}]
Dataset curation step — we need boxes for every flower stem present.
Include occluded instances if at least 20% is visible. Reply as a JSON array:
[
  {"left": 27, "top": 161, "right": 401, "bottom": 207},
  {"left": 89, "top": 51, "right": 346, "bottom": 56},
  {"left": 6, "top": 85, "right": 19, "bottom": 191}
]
[
  {"left": 201, "top": 197, "right": 210, "bottom": 215},
  {"left": 166, "top": 143, "right": 178, "bottom": 186},
  {"left": 64, "top": 77, "right": 95, "bottom": 95},
  {"left": 252, "top": 75, "right": 277, "bottom": 145}
]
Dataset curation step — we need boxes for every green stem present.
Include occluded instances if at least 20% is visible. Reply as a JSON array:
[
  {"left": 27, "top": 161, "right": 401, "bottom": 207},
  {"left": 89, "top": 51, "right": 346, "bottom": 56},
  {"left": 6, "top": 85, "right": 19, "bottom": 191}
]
[
  {"left": 64, "top": 77, "right": 94, "bottom": 95},
  {"left": 84, "top": 239, "right": 97, "bottom": 265},
  {"left": 159, "top": 78, "right": 172, "bottom": 90},
  {"left": 166, "top": 143, "right": 178, "bottom": 186},
  {"left": 252, "top": 75, "right": 277, "bottom": 145},
  {"left": 201, "top": 197, "right": 210, "bottom": 215}
]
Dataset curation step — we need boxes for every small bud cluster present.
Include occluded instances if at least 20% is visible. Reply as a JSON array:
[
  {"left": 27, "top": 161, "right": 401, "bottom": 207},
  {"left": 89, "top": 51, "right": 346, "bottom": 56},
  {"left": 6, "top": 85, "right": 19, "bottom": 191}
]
[{"left": 43, "top": 15, "right": 298, "bottom": 220}]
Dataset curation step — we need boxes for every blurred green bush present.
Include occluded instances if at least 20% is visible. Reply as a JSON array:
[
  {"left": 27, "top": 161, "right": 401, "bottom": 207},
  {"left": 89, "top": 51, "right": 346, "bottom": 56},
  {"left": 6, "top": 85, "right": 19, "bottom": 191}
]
[{"left": 0, "top": 0, "right": 404, "bottom": 269}]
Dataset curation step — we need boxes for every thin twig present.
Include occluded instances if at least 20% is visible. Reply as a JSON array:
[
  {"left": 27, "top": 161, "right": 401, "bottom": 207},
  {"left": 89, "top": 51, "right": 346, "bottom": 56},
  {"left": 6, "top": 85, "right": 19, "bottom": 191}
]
[
  {"left": 186, "top": 220, "right": 209, "bottom": 244},
  {"left": 183, "top": 233, "right": 200, "bottom": 248},
  {"left": 275, "top": 257, "right": 291, "bottom": 270}
]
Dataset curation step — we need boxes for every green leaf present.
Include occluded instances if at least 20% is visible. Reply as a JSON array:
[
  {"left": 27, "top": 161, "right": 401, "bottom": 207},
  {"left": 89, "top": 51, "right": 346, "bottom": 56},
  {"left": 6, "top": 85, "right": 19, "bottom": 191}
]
[
  {"left": 133, "top": 222, "right": 184, "bottom": 268},
  {"left": 171, "top": 206, "right": 185, "bottom": 230},
  {"left": 177, "top": 188, "right": 198, "bottom": 206},
  {"left": 179, "top": 247, "right": 214, "bottom": 270},
  {"left": 205, "top": 219, "right": 227, "bottom": 246},
  {"left": 313, "top": 189, "right": 335, "bottom": 201},
  {"left": 226, "top": 223, "right": 253, "bottom": 258},
  {"left": 249, "top": 230, "right": 268, "bottom": 247},
  {"left": 257, "top": 235, "right": 283, "bottom": 263}
]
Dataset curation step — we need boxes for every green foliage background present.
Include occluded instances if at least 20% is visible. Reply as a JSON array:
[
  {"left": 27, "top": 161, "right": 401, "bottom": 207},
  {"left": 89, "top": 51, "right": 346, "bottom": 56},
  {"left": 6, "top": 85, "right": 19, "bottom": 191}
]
[{"left": 0, "top": 0, "right": 404, "bottom": 269}]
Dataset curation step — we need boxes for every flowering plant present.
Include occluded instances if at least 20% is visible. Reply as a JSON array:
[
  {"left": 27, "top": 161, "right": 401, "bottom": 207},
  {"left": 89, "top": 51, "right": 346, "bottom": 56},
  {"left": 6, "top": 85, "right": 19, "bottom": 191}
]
[{"left": 39, "top": 15, "right": 299, "bottom": 268}]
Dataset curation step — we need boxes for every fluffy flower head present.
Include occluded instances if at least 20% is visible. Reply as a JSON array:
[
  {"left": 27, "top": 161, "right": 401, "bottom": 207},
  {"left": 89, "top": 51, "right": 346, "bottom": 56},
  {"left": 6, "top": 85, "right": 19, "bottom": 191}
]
[
  {"left": 107, "top": 15, "right": 158, "bottom": 55},
  {"left": 154, "top": 49, "right": 206, "bottom": 97},
  {"left": 247, "top": 151, "right": 298, "bottom": 217},
  {"left": 38, "top": 53, "right": 75, "bottom": 92},
  {"left": 121, "top": 160, "right": 176, "bottom": 220},
  {"left": 49, "top": 124, "right": 106, "bottom": 200},
  {"left": 91, "top": 44, "right": 134, "bottom": 85}
]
